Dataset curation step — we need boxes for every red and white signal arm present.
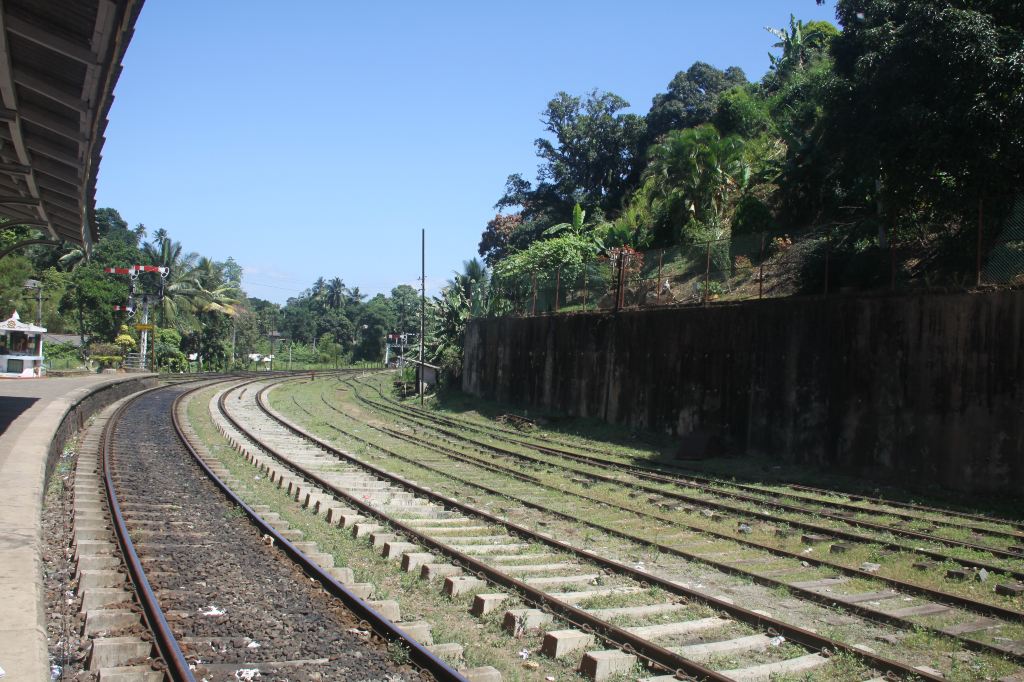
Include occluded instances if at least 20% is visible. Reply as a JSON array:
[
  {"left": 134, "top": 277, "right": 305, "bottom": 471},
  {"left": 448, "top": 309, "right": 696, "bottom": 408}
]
[{"left": 104, "top": 266, "right": 169, "bottom": 275}]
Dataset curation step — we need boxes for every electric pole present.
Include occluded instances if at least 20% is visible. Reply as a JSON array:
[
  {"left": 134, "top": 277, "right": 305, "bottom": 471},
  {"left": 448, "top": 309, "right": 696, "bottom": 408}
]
[{"left": 420, "top": 228, "right": 425, "bottom": 406}]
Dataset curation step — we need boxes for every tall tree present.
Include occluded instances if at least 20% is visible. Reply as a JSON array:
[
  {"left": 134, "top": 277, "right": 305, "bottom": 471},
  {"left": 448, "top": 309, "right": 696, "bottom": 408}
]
[
  {"left": 325, "top": 277, "right": 347, "bottom": 310},
  {"left": 498, "top": 90, "right": 647, "bottom": 219},
  {"left": 823, "top": 1, "right": 1024, "bottom": 224},
  {"left": 645, "top": 62, "right": 747, "bottom": 143}
]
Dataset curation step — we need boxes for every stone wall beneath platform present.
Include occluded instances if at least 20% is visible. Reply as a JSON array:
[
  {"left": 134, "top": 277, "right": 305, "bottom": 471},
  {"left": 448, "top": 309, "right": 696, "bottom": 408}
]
[
  {"left": 462, "top": 291, "right": 1024, "bottom": 495},
  {"left": 43, "top": 374, "right": 158, "bottom": 486}
]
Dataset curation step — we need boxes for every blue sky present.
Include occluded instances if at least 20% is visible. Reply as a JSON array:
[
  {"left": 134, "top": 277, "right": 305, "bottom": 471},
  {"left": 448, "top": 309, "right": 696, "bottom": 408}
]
[{"left": 96, "top": 1, "right": 837, "bottom": 303}]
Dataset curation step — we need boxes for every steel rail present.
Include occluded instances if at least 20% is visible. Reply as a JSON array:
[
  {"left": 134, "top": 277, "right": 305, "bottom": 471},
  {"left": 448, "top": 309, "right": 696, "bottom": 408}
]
[
  {"left": 222, "top": 384, "right": 730, "bottom": 681},
  {"left": 347, "top": 381, "right": 1024, "bottom": 581},
  {"left": 373, "top": 382, "right": 1024, "bottom": 541},
  {"left": 359, "top": 382, "right": 1024, "bottom": 561},
  {"left": 239, "top": 377, "right": 945, "bottom": 681},
  {"left": 352, "top": 368, "right": 1023, "bottom": 535},
  {"left": 101, "top": 384, "right": 197, "bottom": 682},
  {"left": 171, "top": 377, "right": 465, "bottom": 682},
  {"left": 303, "top": 388, "right": 1024, "bottom": 664}
]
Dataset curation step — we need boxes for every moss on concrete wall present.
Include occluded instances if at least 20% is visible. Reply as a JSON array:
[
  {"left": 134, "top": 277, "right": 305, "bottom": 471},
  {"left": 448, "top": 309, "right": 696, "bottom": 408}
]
[{"left": 463, "top": 292, "right": 1024, "bottom": 493}]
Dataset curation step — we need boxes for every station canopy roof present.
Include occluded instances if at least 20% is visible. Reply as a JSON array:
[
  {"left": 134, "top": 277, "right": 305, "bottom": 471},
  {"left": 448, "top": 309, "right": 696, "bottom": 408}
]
[{"left": 0, "top": 0, "right": 144, "bottom": 252}]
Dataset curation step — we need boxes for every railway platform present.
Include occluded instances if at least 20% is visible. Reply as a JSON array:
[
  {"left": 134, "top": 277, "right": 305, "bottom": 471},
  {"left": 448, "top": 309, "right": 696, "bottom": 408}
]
[{"left": 0, "top": 373, "right": 155, "bottom": 681}]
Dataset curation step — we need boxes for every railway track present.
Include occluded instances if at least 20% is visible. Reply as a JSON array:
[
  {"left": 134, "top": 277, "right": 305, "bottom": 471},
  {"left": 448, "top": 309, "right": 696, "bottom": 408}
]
[
  {"left": 76, "top": 378, "right": 460, "bottom": 681},
  {"left": 344, "top": 375, "right": 1024, "bottom": 597},
  {"left": 314, "top": 380, "right": 1024, "bottom": 643},
  {"left": 346, "top": 379, "right": 1024, "bottom": 578},
  {"left": 362, "top": 381, "right": 1024, "bottom": 544},
  {"left": 206, "top": 373, "right": 1019, "bottom": 681},
  {"left": 315, "top": 376, "right": 1024, "bottom": 658},
  {"left": 282, "top": 372, "right": 1024, "bottom": 679}
]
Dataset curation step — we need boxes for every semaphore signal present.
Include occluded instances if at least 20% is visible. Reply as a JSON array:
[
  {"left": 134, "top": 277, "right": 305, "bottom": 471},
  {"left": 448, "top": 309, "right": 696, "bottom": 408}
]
[{"left": 105, "top": 265, "right": 169, "bottom": 370}]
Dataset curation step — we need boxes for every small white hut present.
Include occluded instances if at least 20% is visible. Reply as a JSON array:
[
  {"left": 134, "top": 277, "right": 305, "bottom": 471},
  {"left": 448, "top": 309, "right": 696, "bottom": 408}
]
[{"left": 1, "top": 311, "right": 47, "bottom": 378}]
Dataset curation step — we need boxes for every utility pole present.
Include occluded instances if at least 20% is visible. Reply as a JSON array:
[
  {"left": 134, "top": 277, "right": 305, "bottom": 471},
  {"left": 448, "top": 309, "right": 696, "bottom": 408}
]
[
  {"left": 420, "top": 228, "right": 425, "bottom": 406},
  {"left": 23, "top": 279, "right": 42, "bottom": 326}
]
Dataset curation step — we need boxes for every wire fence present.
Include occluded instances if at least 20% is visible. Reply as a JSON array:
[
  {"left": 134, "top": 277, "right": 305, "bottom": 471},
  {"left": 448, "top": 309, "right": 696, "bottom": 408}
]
[{"left": 483, "top": 199, "right": 1024, "bottom": 317}]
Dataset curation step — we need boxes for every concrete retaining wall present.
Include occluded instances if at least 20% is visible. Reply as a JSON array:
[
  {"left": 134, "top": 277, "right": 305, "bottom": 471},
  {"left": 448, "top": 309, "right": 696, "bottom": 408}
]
[
  {"left": 43, "top": 374, "right": 159, "bottom": 487},
  {"left": 462, "top": 291, "right": 1024, "bottom": 494}
]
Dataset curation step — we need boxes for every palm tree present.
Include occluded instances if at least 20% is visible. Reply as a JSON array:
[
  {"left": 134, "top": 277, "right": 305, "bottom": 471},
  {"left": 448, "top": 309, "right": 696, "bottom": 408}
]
[
  {"left": 142, "top": 235, "right": 202, "bottom": 328},
  {"left": 346, "top": 286, "right": 366, "bottom": 308},
  {"left": 192, "top": 257, "right": 241, "bottom": 316},
  {"left": 310, "top": 277, "right": 327, "bottom": 302},
  {"left": 325, "top": 277, "right": 346, "bottom": 310},
  {"left": 644, "top": 124, "right": 748, "bottom": 240},
  {"left": 446, "top": 258, "right": 489, "bottom": 316}
]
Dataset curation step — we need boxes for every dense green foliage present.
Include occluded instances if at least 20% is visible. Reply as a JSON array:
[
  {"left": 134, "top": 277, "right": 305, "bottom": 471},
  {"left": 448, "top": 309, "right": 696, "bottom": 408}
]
[
  {"left": 412, "top": 2, "right": 1023, "bottom": 382},
  {"left": 475, "top": 1, "right": 1023, "bottom": 269},
  {"left": 0, "top": 208, "right": 428, "bottom": 372}
]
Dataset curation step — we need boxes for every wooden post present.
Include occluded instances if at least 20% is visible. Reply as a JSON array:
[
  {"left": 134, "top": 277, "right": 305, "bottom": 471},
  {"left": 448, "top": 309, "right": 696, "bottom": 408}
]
[
  {"left": 890, "top": 245, "right": 897, "bottom": 291},
  {"left": 758, "top": 233, "right": 765, "bottom": 300},
  {"left": 554, "top": 267, "right": 560, "bottom": 312},
  {"left": 704, "top": 240, "right": 712, "bottom": 305},
  {"left": 531, "top": 273, "right": 537, "bottom": 316},
  {"left": 977, "top": 197, "right": 984, "bottom": 287},
  {"left": 583, "top": 268, "right": 588, "bottom": 311},
  {"left": 823, "top": 233, "right": 830, "bottom": 296},
  {"left": 656, "top": 250, "right": 664, "bottom": 304},
  {"left": 614, "top": 252, "right": 624, "bottom": 312}
]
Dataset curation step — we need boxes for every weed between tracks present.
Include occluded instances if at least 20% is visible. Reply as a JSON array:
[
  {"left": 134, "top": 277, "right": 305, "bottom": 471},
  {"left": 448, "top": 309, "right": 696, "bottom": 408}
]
[
  {"left": 267, "top": 375, "right": 1024, "bottom": 682},
  {"left": 184, "top": 383, "right": 586, "bottom": 682},
  {"left": 349, "top": 375, "right": 1024, "bottom": 614}
]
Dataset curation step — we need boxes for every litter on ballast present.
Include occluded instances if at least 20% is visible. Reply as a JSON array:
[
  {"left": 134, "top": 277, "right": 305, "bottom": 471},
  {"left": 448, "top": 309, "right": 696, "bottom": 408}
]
[
  {"left": 769, "top": 636, "right": 785, "bottom": 646},
  {"left": 200, "top": 605, "right": 225, "bottom": 616},
  {"left": 235, "top": 669, "right": 261, "bottom": 681},
  {"left": 518, "top": 648, "right": 530, "bottom": 660},
  {"left": 246, "top": 641, "right": 261, "bottom": 649}
]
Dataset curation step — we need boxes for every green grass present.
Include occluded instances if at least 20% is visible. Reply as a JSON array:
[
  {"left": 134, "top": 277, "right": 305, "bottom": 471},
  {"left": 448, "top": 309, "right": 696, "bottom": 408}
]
[{"left": 183, "top": 382, "right": 584, "bottom": 682}]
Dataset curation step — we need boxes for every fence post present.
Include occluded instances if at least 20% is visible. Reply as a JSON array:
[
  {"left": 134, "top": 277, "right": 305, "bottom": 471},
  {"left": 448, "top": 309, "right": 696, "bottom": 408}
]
[
  {"left": 823, "top": 233, "right": 830, "bottom": 296},
  {"left": 704, "top": 240, "right": 712, "bottom": 305},
  {"left": 977, "top": 196, "right": 984, "bottom": 287},
  {"left": 656, "top": 250, "right": 664, "bottom": 304},
  {"left": 531, "top": 273, "right": 537, "bottom": 316},
  {"left": 758, "top": 233, "right": 765, "bottom": 300},
  {"left": 583, "top": 268, "right": 588, "bottom": 311},
  {"left": 614, "top": 252, "right": 624, "bottom": 312},
  {"left": 554, "top": 267, "right": 560, "bottom": 312},
  {"left": 890, "top": 245, "right": 896, "bottom": 291}
]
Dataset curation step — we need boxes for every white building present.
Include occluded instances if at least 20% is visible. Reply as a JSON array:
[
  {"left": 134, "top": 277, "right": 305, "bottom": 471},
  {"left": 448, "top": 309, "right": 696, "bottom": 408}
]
[{"left": 1, "top": 311, "right": 47, "bottom": 378}]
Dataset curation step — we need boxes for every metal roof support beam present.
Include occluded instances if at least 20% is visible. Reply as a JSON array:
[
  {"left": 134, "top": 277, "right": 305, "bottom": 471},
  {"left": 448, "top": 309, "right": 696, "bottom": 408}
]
[
  {"left": 13, "top": 68, "right": 88, "bottom": 112},
  {"left": 0, "top": 161, "right": 30, "bottom": 174},
  {"left": 20, "top": 135, "right": 79, "bottom": 166},
  {"left": 20, "top": 103, "right": 87, "bottom": 143},
  {"left": 30, "top": 155, "right": 80, "bottom": 183},
  {"left": 5, "top": 16, "right": 97, "bottom": 65},
  {"left": 0, "top": 195, "right": 39, "bottom": 205},
  {"left": 37, "top": 191, "right": 78, "bottom": 213},
  {"left": 0, "top": 1, "right": 52, "bottom": 238}
]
